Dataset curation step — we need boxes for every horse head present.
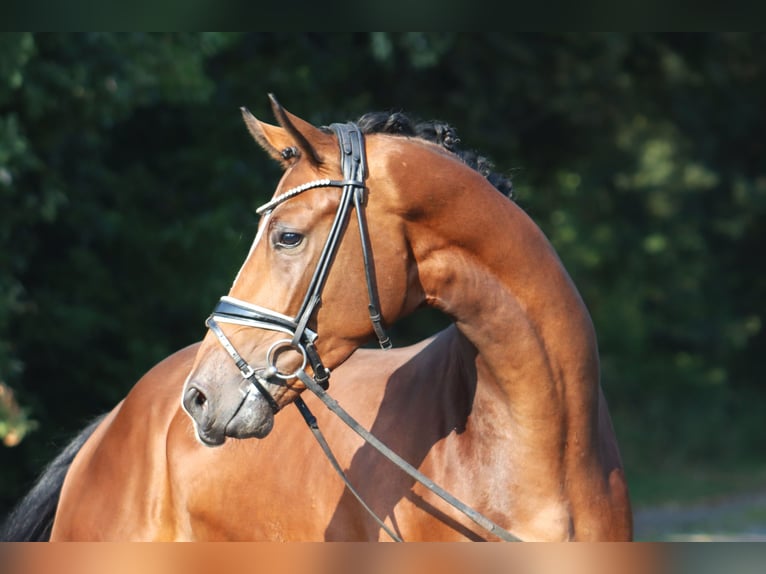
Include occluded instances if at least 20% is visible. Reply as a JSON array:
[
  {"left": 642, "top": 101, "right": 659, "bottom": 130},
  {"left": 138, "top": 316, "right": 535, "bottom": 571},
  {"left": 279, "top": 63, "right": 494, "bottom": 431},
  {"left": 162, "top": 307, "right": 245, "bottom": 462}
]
[{"left": 182, "top": 96, "right": 437, "bottom": 445}]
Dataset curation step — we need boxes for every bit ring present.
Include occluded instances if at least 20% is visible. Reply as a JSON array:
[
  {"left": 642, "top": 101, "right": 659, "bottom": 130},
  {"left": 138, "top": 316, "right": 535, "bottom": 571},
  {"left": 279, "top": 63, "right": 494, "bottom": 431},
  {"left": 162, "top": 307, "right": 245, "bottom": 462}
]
[{"left": 266, "top": 338, "right": 308, "bottom": 380}]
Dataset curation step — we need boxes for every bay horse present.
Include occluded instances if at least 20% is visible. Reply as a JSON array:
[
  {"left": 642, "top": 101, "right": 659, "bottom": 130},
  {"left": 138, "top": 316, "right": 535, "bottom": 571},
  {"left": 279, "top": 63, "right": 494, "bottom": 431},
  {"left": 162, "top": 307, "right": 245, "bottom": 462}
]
[{"left": 3, "top": 98, "right": 631, "bottom": 541}]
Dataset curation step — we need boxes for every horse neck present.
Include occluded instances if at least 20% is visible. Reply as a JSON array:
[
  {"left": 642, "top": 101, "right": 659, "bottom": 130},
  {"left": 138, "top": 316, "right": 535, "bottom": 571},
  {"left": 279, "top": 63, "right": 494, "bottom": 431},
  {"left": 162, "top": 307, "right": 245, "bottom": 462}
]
[{"left": 405, "top": 168, "right": 602, "bottom": 462}]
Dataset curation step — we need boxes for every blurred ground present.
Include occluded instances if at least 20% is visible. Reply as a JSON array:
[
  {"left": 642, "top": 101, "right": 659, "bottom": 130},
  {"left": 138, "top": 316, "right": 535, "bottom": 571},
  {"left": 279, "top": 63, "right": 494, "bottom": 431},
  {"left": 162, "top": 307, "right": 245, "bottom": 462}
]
[{"left": 633, "top": 489, "right": 766, "bottom": 541}]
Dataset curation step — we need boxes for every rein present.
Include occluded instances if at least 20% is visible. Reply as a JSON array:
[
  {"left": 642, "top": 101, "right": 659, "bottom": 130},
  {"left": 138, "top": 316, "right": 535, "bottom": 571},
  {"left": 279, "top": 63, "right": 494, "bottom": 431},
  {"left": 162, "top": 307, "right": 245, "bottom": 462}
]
[
  {"left": 205, "top": 122, "right": 519, "bottom": 542},
  {"left": 293, "top": 371, "right": 521, "bottom": 542}
]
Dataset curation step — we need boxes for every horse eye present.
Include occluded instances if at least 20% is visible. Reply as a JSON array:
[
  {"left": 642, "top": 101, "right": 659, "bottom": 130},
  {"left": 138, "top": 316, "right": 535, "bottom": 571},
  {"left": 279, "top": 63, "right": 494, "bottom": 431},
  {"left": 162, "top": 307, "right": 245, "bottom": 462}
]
[
  {"left": 276, "top": 231, "right": 303, "bottom": 248},
  {"left": 281, "top": 147, "right": 298, "bottom": 160}
]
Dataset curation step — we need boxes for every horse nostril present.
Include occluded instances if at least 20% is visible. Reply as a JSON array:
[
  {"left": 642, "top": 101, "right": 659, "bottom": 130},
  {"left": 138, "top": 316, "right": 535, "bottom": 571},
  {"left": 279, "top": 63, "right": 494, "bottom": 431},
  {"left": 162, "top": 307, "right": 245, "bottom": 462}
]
[{"left": 183, "top": 385, "right": 208, "bottom": 418}]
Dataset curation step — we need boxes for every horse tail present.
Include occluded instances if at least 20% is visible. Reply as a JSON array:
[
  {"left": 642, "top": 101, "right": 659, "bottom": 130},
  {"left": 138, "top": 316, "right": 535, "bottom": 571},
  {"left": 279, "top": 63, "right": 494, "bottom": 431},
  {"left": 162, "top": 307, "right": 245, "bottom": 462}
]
[{"left": 0, "top": 414, "right": 105, "bottom": 541}]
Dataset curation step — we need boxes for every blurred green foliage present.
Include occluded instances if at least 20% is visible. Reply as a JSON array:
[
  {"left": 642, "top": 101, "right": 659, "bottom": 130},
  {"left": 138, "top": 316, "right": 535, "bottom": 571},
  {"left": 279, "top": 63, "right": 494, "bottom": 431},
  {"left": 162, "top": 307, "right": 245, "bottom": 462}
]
[{"left": 1, "top": 33, "right": 764, "bottom": 512}]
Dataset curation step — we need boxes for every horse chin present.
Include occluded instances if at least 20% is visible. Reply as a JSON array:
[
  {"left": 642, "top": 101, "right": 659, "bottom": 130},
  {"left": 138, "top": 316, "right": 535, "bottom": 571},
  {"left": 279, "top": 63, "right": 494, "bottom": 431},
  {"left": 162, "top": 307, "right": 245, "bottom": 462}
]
[
  {"left": 222, "top": 388, "right": 275, "bottom": 441},
  {"left": 195, "top": 428, "right": 227, "bottom": 448}
]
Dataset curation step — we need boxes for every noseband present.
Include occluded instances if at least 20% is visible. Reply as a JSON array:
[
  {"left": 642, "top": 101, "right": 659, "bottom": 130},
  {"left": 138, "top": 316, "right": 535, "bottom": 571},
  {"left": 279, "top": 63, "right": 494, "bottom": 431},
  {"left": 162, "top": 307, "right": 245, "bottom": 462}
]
[{"left": 205, "top": 123, "right": 391, "bottom": 412}]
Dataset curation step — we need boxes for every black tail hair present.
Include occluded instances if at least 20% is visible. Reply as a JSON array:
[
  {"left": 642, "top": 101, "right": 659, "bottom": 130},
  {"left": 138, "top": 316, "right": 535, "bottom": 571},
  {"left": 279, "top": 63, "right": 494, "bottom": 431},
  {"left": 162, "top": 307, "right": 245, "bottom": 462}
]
[{"left": 0, "top": 415, "right": 105, "bottom": 541}]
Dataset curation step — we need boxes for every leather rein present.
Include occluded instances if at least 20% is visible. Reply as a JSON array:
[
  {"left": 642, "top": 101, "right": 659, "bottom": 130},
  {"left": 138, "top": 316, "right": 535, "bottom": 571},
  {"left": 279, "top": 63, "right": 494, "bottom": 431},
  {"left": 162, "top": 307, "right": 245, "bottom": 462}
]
[{"left": 204, "top": 123, "right": 519, "bottom": 542}]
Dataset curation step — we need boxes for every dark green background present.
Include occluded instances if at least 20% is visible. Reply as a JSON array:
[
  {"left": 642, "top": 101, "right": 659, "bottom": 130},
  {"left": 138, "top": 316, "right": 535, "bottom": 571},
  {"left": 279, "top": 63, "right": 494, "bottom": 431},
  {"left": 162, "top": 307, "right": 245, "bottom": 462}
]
[{"left": 1, "top": 33, "right": 764, "bottom": 516}]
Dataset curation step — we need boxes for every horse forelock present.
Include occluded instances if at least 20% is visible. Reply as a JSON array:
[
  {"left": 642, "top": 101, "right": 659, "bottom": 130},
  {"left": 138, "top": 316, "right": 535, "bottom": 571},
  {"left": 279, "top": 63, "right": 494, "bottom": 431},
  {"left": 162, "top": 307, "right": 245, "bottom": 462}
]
[{"left": 321, "top": 111, "right": 514, "bottom": 199}]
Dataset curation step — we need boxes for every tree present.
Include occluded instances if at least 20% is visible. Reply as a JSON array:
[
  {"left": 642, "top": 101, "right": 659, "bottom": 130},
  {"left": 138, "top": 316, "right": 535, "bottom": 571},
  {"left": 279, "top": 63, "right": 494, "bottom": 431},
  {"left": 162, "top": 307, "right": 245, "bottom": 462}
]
[{"left": 2, "top": 33, "right": 765, "bottom": 514}]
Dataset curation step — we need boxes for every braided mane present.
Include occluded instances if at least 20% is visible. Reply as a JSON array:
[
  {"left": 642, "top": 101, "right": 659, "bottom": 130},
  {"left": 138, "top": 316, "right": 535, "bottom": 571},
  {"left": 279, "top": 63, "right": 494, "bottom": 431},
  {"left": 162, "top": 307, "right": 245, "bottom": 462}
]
[{"left": 353, "top": 111, "right": 514, "bottom": 199}]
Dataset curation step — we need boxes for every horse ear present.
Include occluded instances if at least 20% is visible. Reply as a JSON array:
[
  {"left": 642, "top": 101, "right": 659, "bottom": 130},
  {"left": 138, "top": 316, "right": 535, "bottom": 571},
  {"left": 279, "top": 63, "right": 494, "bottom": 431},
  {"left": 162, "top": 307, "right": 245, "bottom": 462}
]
[
  {"left": 268, "top": 93, "right": 332, "bottom": 166},
  {"left": 240, "top": 107, "right": 293, "bottom": 165}
]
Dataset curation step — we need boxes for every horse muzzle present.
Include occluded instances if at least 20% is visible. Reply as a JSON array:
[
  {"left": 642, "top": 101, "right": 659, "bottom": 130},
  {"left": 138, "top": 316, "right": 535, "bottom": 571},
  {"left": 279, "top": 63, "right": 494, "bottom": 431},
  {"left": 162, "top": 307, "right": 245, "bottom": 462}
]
[{"left": 182, "top": 378, "right": 275, "bottom": 446}]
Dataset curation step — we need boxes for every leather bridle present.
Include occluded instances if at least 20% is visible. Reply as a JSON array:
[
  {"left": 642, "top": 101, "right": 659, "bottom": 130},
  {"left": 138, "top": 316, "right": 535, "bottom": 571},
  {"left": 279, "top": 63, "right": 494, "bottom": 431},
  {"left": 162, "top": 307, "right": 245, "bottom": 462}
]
[{"left": 204, "top": 122, "right": 391, "bottom": 413}]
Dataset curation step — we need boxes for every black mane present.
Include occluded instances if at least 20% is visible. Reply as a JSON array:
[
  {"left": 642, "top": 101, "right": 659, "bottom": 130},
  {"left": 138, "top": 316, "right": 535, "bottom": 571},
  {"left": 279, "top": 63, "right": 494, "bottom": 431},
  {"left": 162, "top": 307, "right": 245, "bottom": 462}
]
[{"left": 354, "top": 111, "right": 514, "bottom": 198}]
